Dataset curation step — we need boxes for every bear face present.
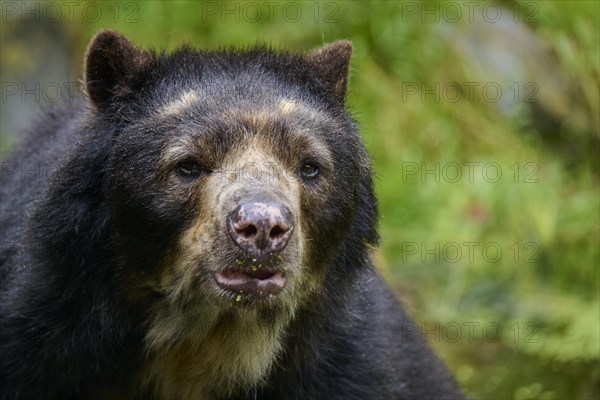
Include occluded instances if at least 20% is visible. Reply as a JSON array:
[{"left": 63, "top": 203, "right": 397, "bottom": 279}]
[{"left": 81, "top": 31, "right": 378, "bottom": 397}]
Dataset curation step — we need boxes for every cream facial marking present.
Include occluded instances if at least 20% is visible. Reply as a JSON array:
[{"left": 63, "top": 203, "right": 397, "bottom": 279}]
[
  {"left": 142, "top": 140, "right": 312, "bottom": 399},
  {"left": 279, "top": 99, "right": 297, "bottom": 114},
  {"left": 160, "top": 90, "right": 200, "bottom": 116}
]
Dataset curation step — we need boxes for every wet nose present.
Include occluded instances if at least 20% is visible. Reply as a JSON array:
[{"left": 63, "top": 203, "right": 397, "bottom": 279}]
[{"left": 228, "top": 202, "right": 293, "bottom": 254}]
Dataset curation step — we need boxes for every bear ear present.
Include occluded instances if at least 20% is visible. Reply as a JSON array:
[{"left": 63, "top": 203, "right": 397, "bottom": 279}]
[
  {"left": 306, "top": 41, "right": 353, "bottom": 102},
  {"left": 84, "top": 30, "right": 153, "bottom": 109}
]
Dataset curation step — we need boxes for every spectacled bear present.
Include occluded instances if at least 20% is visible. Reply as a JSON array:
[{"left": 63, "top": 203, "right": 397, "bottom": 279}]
[{"left": 0, "top": 31, "right": 465, "bottom": 399}]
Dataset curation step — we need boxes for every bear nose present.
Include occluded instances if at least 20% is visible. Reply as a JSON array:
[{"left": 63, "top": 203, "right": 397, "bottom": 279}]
[{"left": 228, "top": 202, "right": 293, "bottom": 254}]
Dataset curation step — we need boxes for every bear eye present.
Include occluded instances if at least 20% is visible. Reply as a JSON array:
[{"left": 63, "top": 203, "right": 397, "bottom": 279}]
[
  {"left": 300, "top": 162, "right": 320, "bottom": 181},
  {"left": 177, "top": 160, "right": 209, "bottom": 179}
]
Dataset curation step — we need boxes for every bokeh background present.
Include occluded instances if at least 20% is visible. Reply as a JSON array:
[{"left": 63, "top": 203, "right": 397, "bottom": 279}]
[{"left": 1, "top": 1, "right": 598, "bottom": 398}]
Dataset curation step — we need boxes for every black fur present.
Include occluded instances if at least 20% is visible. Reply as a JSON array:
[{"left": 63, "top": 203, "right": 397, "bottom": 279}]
[{"left": 0, "top": 31, "right": 465, "bottom": 399}]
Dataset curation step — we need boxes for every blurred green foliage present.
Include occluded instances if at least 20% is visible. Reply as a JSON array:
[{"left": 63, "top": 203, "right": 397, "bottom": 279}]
[{"left": 2, "top": 1, "right": 599, "bottom": 398}]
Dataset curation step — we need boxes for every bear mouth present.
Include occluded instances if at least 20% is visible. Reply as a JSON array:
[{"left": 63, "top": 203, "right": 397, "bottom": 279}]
[{"left": 214, "top": 268, "right": 287, "bottom": 297}]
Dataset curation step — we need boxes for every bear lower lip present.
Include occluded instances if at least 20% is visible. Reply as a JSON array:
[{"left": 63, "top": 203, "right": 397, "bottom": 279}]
[{"left": 214, "top": 268, "right": 287, "bottom": 296}]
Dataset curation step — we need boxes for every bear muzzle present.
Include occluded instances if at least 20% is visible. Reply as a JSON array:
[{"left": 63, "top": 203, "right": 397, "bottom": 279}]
[
  {"left": 211, "top": 201, "right": 295, "bottom": 298},
  {"left": 227, "top": 201, "right": 294, "bottom": 255}
]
